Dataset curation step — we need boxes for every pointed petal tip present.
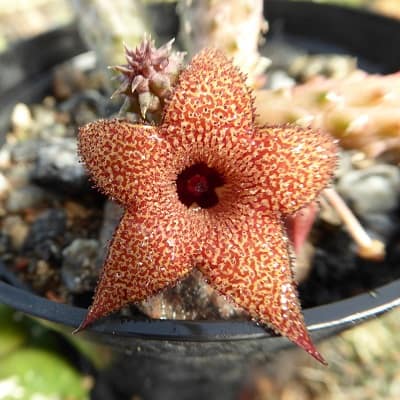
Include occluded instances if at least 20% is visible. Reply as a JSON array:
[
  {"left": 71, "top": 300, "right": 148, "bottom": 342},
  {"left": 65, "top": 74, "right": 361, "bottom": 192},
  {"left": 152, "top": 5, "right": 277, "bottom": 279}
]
[
  {"left": 73, "top": 304, "right": 109, "bottom": 335},
  {"left": 295, "top": 333, "right": 327, "bottom": 365},
  {"left": 72, "top": 316, "right": 91, "bottom": 334},
  {"left": 73, "top": 304, "right": 105, "bottom": 334}
]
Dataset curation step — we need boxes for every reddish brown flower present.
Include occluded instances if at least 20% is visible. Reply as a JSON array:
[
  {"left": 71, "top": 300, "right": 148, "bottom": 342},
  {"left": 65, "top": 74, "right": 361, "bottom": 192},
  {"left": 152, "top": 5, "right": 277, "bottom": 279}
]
[{"left": 77, "top": 48, "right": 337, "bottom": 364}]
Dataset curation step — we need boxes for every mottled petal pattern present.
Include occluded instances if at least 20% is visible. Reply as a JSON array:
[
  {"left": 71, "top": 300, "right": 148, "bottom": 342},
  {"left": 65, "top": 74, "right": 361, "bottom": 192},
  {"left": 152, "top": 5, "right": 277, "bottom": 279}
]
[
  {"left": 199, "top": 210, "right": 325, "bottom": 364},
  {"left": 251, "top": 125, "right": 337, "bottom": 214},
  {"left": 77, "top": 202, "right": 202, "bottom": 330},
  {"left": 78, "top": 45, "right": 338, "bottom": 364},
  {"left": 78, "top": 120, "right": 169, "bottom": 206},
  {"left": 162, "top": 48, "right": 255, "bottom": 135}
]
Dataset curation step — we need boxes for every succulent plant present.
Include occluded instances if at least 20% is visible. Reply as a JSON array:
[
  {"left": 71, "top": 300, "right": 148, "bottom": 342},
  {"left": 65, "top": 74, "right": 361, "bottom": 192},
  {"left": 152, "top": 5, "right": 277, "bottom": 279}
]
[
  {"left": 77, "top": 45, "right": 338, "bottom": 364},
  {"left": 110, "top": 35, "right": 186, "bottom": 120},
  {"left": 177, "top": 0, "right": 270, "bottom": 88}
]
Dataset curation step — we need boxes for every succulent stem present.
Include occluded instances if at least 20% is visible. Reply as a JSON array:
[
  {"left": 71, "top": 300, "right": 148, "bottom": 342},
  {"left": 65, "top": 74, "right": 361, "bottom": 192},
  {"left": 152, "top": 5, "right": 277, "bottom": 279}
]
[
  {"left": 177, "top": 0, "right": 270, "bottom": 87},
  {"left": 323, "top": 187, "right": 385, "bottom": 260}
]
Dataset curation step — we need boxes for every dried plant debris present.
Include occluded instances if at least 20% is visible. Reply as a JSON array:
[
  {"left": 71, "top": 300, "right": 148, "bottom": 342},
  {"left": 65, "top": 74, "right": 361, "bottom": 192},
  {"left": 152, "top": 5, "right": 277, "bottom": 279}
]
[{"left": 256, "top": 71, "right": 400, "bottom": 160}]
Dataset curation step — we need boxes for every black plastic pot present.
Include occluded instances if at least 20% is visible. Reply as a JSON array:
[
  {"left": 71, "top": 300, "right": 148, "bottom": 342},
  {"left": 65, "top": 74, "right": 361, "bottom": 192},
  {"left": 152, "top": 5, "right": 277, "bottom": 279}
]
[{"left": 1, "top": 1, "right": 400, "bottom": 398}]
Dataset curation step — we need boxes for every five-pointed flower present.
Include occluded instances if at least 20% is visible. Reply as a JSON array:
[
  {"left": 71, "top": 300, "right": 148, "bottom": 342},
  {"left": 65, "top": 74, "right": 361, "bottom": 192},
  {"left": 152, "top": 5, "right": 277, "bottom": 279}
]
[{"left": 77, "top": 48, "right": 337, "bottom": 364}]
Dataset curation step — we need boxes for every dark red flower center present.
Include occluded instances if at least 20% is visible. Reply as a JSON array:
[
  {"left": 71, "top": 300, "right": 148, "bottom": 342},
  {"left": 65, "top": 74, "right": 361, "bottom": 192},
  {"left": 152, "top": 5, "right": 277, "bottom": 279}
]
[{"left": 176, "top": 163, "right": 224, "bottom": 208}]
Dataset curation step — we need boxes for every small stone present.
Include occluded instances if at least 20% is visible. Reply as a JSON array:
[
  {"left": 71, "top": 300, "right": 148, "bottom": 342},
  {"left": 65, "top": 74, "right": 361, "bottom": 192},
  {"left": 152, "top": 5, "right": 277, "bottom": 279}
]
[
  {"left": 96, "top": 200, "right": 123, "bottom": 268},
  {"left": 23, "top": 209, "right": 67, "bottom": 261},
  {"left": 2, "top": 216, "right": 29, "bottom": 250},
  {"left": 36, "top": 259, "right": 50, "bottom": 275},
  {"left": 337, "top": 164, "right": 400, "bottom": 216},
  {"left": 139, "top": 269, "right": 245, "bottom": 320},
  {"left": 11, "top": 139, "right": 42, "bottom": 163},
  {"left": 65, "top": 201, "right": 93, "bottom": 220},
  {"left": 73, "top": 104, "right": 99, "bottom": 126},
  {"left": 11, "top": 103, "right": 32, "bottom": 132},
  {"left": 362, "top": 213, "right": 399, "bottom": 242},
  {"left": 289, "top": 54, "right": 357, "bottom": 81},
  {"left": 61, "top": 239, "right": 99, "bottom": 293},
  {"left": 0, "top": 172, "right": 10, "bottom": 199},
  {"left": 262, "top": 39, "right": 305, "bottom": 73},
  {"left": 25, "top": 209, "right": 66, "bottom": 245},
  {"left": 0, "top": 232, "right": 11, "bottom": 255},
  {"left": 31, "top": 138, "right": 89, "bottom": 194},
  {"left": 280, "top": 381, "right": 310, "bottom": 400},
  {"left": 267, "top": 69, "right": 295, "bottom": 90},
  {"left": 4, "top": 163, "right": 33, "bottom": 189},
  {"left": 5, "top": 185, "right": 48, "bottom": 213},
  {"left": 52, "top": 64, "right": 88, "bottom": 100},
  {"left": 335, "top": 150, "right": 355, "bottom": 179},
  {"left": 31, "top": 259, "right": 56, "bottom": 292},
  {"left": 39, "top": 123, "right": 68, "bottom": 140},
  {"left": 31, "top": 104, "right": 56, "bottom": 128},
  {"left": 0, "top": 146, "right": 11, "bottom": 169}
]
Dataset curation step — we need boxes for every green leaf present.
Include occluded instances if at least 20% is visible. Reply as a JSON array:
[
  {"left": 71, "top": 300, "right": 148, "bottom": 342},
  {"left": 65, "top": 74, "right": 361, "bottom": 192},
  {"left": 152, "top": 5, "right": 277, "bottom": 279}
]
[
  {"left": 0, "top": 305, "right": 28, "bottom": 357},
  {"left": 0, "top": 348, "right": 90, "bottom": 400}
]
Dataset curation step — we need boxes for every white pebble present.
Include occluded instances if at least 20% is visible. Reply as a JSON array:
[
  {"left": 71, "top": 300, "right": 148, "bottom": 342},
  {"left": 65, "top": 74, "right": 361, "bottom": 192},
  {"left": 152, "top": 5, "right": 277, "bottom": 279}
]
[
  {"left": 11, "top": 103, "right": 32, "bottom": 131},
  {"left": 0, "top": 172, "right": 10, "bottom": 199}
]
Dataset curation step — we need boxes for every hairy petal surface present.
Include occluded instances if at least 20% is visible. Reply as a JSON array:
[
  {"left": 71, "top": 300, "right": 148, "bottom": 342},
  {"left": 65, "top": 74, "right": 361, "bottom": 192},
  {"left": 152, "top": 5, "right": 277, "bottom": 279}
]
[
  {"left": 162, "top": 48, "right": 255, "bottom": 137},
  {"left": 78, "top": 119, "right": 169, "bottom": 207},
  {"left": 76, "top": 46, "right": 338, "bottom": 364},
  {"left": 77, "top": 198, "right": 204, "bottom": 330},
  {"left": 198, "top": 210, "right": 325, "bottom": 364},
  {"left": 252, "top": 125, "right": 337, "bottom": 215}
]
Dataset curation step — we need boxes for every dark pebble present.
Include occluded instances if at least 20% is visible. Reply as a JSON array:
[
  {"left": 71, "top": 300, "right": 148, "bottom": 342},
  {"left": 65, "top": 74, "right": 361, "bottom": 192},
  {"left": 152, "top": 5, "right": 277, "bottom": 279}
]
[
  {"left": 23, "top": 209, "right": 66, "bottom": 262},
  {"left": 58, "top": 89, "right": 112, "bottom": 118},
  {"left": 11, "top": 139, "right": 42, "bottom": 163},
  {"left": 0, "top": 232, "right": 11, "bottom": 255},
  {"left": 61, "top": 238, "right": 99, "bottom": 293},
  {"left": 299, "top": 227, "right": 359, "bottom": 307},
  {"left": 361, "top": 212, "right": 400, "bottom": 243},
  {"left": 31, "top": 138, "right": 89, "bottom": 195},
  {"left": 300, "top": 221, "right": 400, "bottom": 308}
]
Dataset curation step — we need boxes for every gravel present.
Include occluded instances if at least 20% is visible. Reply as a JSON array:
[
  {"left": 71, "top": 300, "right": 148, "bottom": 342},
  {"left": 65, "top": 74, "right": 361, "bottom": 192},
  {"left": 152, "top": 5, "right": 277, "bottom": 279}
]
[{"left": 31, "top": 138, "right": 89, "bottom": 194}]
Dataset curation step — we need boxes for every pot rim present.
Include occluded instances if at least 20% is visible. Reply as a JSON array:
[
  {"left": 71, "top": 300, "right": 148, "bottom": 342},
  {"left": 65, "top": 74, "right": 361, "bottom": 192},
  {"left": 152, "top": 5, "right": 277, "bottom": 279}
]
[{"left": 0, "top": 279, "right": 399, "bottom": 340}]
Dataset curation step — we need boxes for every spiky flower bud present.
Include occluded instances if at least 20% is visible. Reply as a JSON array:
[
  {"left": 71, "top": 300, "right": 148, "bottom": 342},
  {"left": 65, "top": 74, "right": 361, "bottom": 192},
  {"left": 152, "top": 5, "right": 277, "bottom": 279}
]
[{"left": 110, "top": 35, "right": 186, "bottom": 121}]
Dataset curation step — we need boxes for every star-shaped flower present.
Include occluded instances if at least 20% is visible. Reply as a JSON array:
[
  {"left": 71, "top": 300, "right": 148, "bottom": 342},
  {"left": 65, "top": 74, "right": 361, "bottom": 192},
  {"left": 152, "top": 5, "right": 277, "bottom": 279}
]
[{"left": 77, "top": 48, "right": 337, "bottom": 364}]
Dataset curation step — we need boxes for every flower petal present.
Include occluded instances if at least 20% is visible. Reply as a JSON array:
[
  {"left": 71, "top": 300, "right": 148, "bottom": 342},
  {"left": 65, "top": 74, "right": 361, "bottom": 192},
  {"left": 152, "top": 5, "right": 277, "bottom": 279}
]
[
  {"left": 78, "top": 119, "right": 168, "bottom": 207},
  {"left": 252, "top": 125, "right": 337, "bottom": 215},
  {"left": 162, "top": 48, "right": 255, "bottom": 136},
  {"left": 76, "top": 204, "right": 199, "bottom": 330},
  {"left": 198, "top": 210, "right": 325, "bottom": 364},
  {"left": 285, "top": 202, "right": 318, "bottom": 254}
]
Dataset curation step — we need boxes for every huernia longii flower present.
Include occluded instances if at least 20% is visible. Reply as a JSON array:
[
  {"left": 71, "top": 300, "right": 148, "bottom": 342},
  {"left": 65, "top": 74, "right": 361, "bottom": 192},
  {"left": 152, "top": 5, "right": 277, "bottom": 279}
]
[{"left": 77, "top": 48, "right": 337, "bottom": 364}]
